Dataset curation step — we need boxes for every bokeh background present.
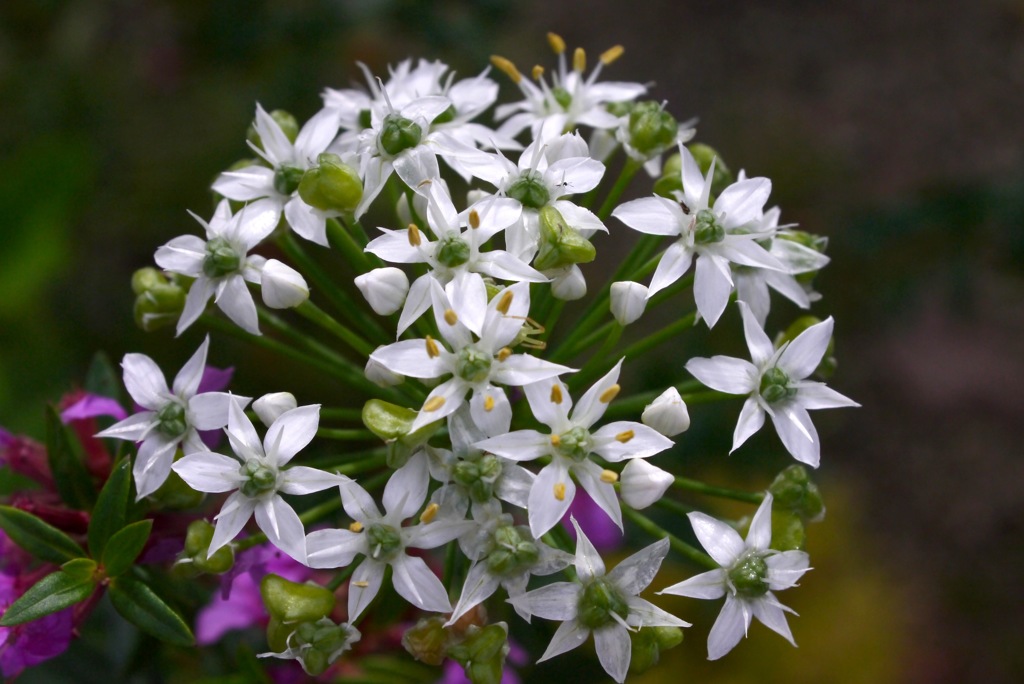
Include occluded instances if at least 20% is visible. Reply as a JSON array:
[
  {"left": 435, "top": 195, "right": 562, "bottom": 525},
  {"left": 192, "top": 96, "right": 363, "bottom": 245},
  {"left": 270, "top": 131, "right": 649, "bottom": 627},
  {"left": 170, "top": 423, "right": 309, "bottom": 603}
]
[{"left": 2, "top": 1, "right": 1022, "bottom": 682}]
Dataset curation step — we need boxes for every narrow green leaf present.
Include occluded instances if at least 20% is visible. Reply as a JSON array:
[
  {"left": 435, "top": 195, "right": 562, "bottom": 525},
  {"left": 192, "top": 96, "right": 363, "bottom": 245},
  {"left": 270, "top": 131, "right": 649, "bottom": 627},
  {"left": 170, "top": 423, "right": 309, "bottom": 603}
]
[
  {"left": 102, "top": 519, "right": 152, "bottom": 577},
  {"left": 85, "top": 351, "right": 121, "bottom": 400},
  {"left": 44, "top": 404, "right": 96, "bottom": 508},
  {"left": 108, "top": 574, "right": 194, "bottom": 647},
  {"left": 0, "top": 504, "right": 86, "bottom": 564},
  {"left": 88, "top": 458, "right": 131, "bottom": 558},
  {"left": 0, "top": 561, "right": 97, "bottom": 626}
]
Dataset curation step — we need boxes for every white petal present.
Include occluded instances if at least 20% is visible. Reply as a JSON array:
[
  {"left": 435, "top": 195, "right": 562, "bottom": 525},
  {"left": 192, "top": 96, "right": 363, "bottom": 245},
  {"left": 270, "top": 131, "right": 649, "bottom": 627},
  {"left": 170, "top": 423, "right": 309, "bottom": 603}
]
[
  {"left": 383, "top": 452, "right": 429, "bottom": 521},
  {"left": 594, "top": 624, "right": 631, "bottom": 683},
  {"left": 348, "top": 559, "right": 386, "bottom": 621},
  {"left": 685, "top": 356, "right": 757, "bottom": 395},
  {"left": 611, "top": 196, "right": 683, "bottom": 236},
  {"left": 537, "top": 620, "right": 589, "bottom": 662},
  {"left": 707, "top": 595, "right": 751, "bottom": 660},
  {"left": 591, "top": 421, "right": 673, "bottom": 462},
  {"left": 688, "top": 512, "right": 745, "bottom": 567},
  {"left": 172, "top": 336, "right": 210, "bottom": 398},
  {"left": 264, "top": 404, "right": 320, "bottom": 466},
  {"left": 738, "top": 301, "right": 775, "bottom": 367},
  {"left": 209, "top": 491, "right": 257, "bottom": 556},
  {"left": 294, "top": 107, "right": 340, "bottom": 160},
  {"left": 233, "top": 200, "right": 281, "bottom": 251},
  {"left": 796, "top": 382, "right": 860, "bottom": 410},
  {"left": 571, "top": 359, "right": 623, "bottom": 429},
  {"left": 340, "top": 480, "right": 382, "bottom": 522},
  {"left": 305, "top": 528, "right": 363, "bottom": 568},
  {"left": 765, "top": 551, "right": 811, "bottom": 591},
  {"left": 569, "top": 516, "right": 605, "bottom": 582},
  {"left": 255, "top": 495, "right": 307, "bottom": 563},
  {"left": 122, "top": 354, "right": 170, "bottom": 409},
  {"left": 154, "top": 235, "right": 206, "bottom": 276},
  {"left": 366, "top": 228, "right": 427, "bottom": 264},
  {"left": 732, "top": 396, "right": 766, "bottom": 452},
  {"left": 176, "top": 277, "right": 214, "bottom": 336},
  {"left": 777, "top": 317, "right": 834, "bottom": 380},
  {"left": 172, "top": 450, "right": 244, "bottom": 493},
  {"left": 508, "top": 582, "right": 580, "bottom": 622},
  {"left": 490, "top": 354, "right": 573, "bottom": 387},
  {"left": 448, "top": 562, "right": 501, "bottom": 625},
  {"left": 96, "top": 412, "right": 157, "bottom": 442},
  {"left": 658, "top": 568, "right": 728, "bottom": 600},
  {"left": 212, "top": 167, "right": 276, "bottom": 201},
  {"left": 226, "top": 398, "right": 264, "bottom": 461},
  {"left": 409, "top": 378, "right": 467, "bottom": 433},
  {"left": 133, "top": 435, "right": 179, "bottom": 499},
  {"left": 442, "top": 272, "right": 486, "bottom": 341},
  {"left": 647, "top": 241, "right": 693, "bottom": 297},
  {"left": 391, "top": 554, "right": 452, "bottom": 613},
  {"left": 369, "top": 339, "right": 449, "bottom": 379},
  {"left": 606, "top": 537, "right": 669, "bottom": 595},
  {"left": 480, "top": 281, "right": 531, "bottom": 351},
  {"left": 215, "top": 275, "right": 260, "bottom": 335},
  {"left": 279, "top": 466, "right": 347, "bottom": 495},
  {"left": 188, "top": 392, "right": 240, "bottom": 431},
  {"left": 523, "top": 379, "right": 572, "bottom": 430},
  {"left": 694, "top": 253, "right": 734, "bottom": 328},
  {"left": 750, "top": 594, "right": 796, "bottom": 646},
  {"left": 746, "top": 493, "right": 774, "bottom": 551},
  {"left": 474, "top": 430, "right": 550, "bottom": 462},
  {"left": 469, "top": 385, "right": 512, "bottom": 438},
  {"left": 624, "top": 597, "right": 690, "bottom": 629},
  {"left": 572, "top": 460, "right": 623, "bottom": 533},
  {"left": 772, "top": 404, "right": 820, "bottom": 467},
  {"left": 528, "top": 460, "right": 575, "bottom": 538},
  {"left": 715, "top": 178, "right": 771, "bottom": 229}
]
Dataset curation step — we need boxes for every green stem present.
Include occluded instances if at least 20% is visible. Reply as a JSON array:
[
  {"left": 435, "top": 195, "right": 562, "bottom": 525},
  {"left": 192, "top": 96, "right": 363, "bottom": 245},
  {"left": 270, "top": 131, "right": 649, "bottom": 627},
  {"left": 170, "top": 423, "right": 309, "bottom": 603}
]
[
  {"left": 317, "top": 428, "right": 377, "bottom": 441},
  {"left": 673, "top": 476, "right": 764, "bottom": 505},
  {"left": 295, "top": 300, "right": 374, "bottom": 357},
  {"left": 327, "top": 217, "right": 375, "bottom": 273},
  {"left": 622, "top": 506, "right": 717, "bottom": 569},
  {"left": 320, "top": 407, "right": 365, "bottom": 421},
  {"left": 653, "top": 495, "right": 695, "bottom": 518},
  {"left": 596, "top": 158, "right": 642, "bottom": 222}
]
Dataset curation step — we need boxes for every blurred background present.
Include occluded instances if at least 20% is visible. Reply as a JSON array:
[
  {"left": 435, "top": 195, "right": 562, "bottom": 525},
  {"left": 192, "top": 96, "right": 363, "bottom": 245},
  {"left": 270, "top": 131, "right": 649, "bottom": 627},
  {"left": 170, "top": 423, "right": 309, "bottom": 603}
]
[{"left": 2, "top": 0, "right": 1022, "bottom": 682}]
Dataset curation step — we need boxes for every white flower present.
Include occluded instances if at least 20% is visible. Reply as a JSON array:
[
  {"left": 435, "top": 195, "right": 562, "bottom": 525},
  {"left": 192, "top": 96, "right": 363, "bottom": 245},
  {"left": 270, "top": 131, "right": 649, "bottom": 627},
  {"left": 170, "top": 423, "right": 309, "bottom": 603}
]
[
  {"left": 618, "top": 459, "right": 674, "bottom": 510},
  {"left": 172, "top": 400, "right": 345, "bottom": 563},
  {"left": 364, "top": 351, "right": 404, "bottom": 388},
  {"left": 260, "top": 258, "right": 309, "bottom": 309},
  {"left": 305, "top": 455, "right": 473, "bottom": 620},
  {"left": 369, "top": 281, "right": 572, "bottom": 437},
  {"left": 475, "top": 360, "right": 673, "bottom": 538},
  {"left": 96, "top": 336, "right": 246, "bottom": 500},
  {"left": 641, "top": 387, "right": 690, "bottom": 437},
  {"left": 154, "top": 199, "right": 279, "bottom": 335},
  {"left": 354, "top": 267, "right": 410, "bottom": 316},
  {"left": 612, "top": 146, "right": 784, "bottom": 328},
  {"left": 213, "top": 104, "right": 342, "bottom": 246},
  {"left": 659, "top": 494, "right": 810, "bottom": 660},
  {"left": 252, "top": 392, "right": 297, "bottom": 427},
  {"left": 685, "top": 302, "right": 859, "bottom": 467},
  {"left": 610, "top": 281, "right": 649, "bottom": 325},
  {"left": 509, "top": 517, "right": 688, "bottom": 683}
]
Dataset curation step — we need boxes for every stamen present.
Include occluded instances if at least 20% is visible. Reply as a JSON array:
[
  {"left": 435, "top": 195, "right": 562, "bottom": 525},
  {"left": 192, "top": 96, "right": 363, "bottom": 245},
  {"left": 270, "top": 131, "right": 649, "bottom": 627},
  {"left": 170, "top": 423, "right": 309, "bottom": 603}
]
[
  {"left": 550, "top": 434, "right": 561, "bottom": 447},
  {"left": 469, "top": 209, "right": 480, "bottom": 229},
  {"left": 615, "top": 430, "right": 634, "bottom": 443},
  {"left": 348, "top": 521, "right": 364, "bottom": 533},
  {"left": 352, "top": 580, "right": 369, "bottom": 588},
  {"left": 573, "top": 47, "right": 586, "bottom": 73},
  {"left": 600, "top": 45, "right": 624, "bottom": 65},
  {"left": 444, "top": 309, "right": 458, "bottom": 326},
  {"left": 490, "top": 55, "right": 522, "bottom": 83},
  {"left": 600, "top": 469, "right": 619, "bottom": 483},
  {"left": 550, "top": 383, "right": 563, "bottom": 404},
  {"left": 496, "top": 290, "right": 514, "bottom": 314},
  {"left": 425, "top": 335, "right": 440, "bottom": 358},
  {"left": 547, "top": 32, "right": 566, "bottom": 55},
  {"left": 408, "top": 223, "right": 422, "bottom": 246},
  {"left": 419, "top": 503, "right": 440, "bottom": 524},
  {"left": 496, "top": 347, "right": 512, "bottom": 361},
  {"left": 483, "top": 395, "right": 495, "bottom": 412},
  {"left": 532, "top": 65, "right": 545, "bottom": 81},
  {"left": 424, "top": 396, "right": 446, "bottom": 412},
  {"left": 554, "top": 482, "right": 566, "bottom": 501},
  {"left": 599, "top": 384, "right": 621, "bottom": 403}
]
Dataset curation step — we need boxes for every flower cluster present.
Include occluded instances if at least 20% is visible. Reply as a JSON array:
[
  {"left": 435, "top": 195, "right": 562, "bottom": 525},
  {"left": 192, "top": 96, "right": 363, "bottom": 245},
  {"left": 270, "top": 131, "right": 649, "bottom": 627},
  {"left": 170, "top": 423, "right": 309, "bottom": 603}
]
[{"left": 2, "top": 35, "right": 855, "bottom": 683}]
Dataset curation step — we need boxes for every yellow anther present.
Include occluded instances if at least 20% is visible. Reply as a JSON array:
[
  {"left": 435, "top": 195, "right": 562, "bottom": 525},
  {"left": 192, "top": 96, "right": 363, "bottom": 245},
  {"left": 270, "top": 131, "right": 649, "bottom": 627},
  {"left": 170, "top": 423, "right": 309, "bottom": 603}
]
[
  {"left": 444, "top": 309, "right": 458, "bottom": 326},
  {"left": 550, "top": 383, "right": 564, "bottom": 404},
  {"left": 348, "top": 521, "right": 364, "bottom": 533},
  {"left": 490, "top": 55, "right": 522, "bottom": 83},
  {"left": 599, "top": 384, "right": 621, "bottom": 403},
  {"left": 550, "top": 434, "right": 561, "bottom": 447},
  {"left": 554, "top": 482, "right": 566, "bottom": 501},
  {"left": 547, "top": 32, "right": 566, "bottom": 55},
  {"left": 408, "top": 223, "right": 422, "bottom": 246},
  {"left": 496, "top": 290, "right": 514, "bottom": 314},
  {"left": 483, "top": 395, "right": 495, "bottom": 412},
  {"left": 425, "top": 335, "right": 440, "bottom": 358},
  {"left": 424, "top": 396, "right": 446, "bottom": 412},
  {"left": 600, "top": 469, "right": 619, "bottom": 484},
  {"left": 352, "top": 581, "right": 369, "bottom": 588},
  {"left": 573, "top": 47, "right": 586, "bottom": 73},
  {"left": 532, "top": 65, "right": 545, "bottom": 81},
  {"left": 469, "top": 209, "right": 480, "bottom": 229},
  {"left": 419, "top": 503, "right": 440, "bottom": 524},
  {"left": 496, "top": 347, "right": 512, "bottom": 362},
  {"left": 600, "top": 45, "right": 624, "bottom": 65},
  {"left": 615, "top": 430, "right": 635, "bottom": 443}
]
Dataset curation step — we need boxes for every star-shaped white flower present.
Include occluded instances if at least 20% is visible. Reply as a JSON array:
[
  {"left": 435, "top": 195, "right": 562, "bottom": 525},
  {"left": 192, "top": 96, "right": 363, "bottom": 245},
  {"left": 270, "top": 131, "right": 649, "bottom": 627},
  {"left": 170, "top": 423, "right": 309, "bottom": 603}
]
[
  {"left": 172, "top": 400, "right": 344, "bottom": 563},
  {"left": 305, "top": 455, "right": 473, "bottom": 620},
  {"left": 612, "top": 146, "right": 784, "bottom": 328},
  {"left": 659, "top": 494, "right": 810, "bottom": 660},
  {"left": 686, "top": 301, "right": 858, "bottom": 467},
  {"left": 475, "top": 360, "right": 673, "bottom": 538},
  {"left": 509, "top": 517, "right": 688, "bottom": 683},
  {"left": 96, "top": 336, "right": 246, "bottom": 500}
]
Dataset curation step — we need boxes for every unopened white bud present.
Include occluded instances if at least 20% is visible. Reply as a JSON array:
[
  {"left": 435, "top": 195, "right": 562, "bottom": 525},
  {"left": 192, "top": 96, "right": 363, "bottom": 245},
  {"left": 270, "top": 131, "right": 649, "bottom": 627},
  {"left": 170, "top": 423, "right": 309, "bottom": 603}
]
[
  {"left": 641, "top": 387, "right": 690, "bottom": 437},
  {"left": 355, "top": 267, "right": 409, "bottom": 316},
  {"left": 549, "top": 265, "right": 587, "bottom": 301},
  {"left": 620, "top": 459, "right": 674, "bottom": 509},
  {"left": 365, "top": 350, "right": 404, "bottom": 387},
  {"left": 610, "top": 281, "right": 649, "bottom": 325},
  {"left": 395, "top": 193, "right": 413, "bottom": 226},
  {"left": 261, "top": 259, "right": 309, "bottom": 309},
  {"left": 253, "top": 392, "right": 297, "bottom": 427}
]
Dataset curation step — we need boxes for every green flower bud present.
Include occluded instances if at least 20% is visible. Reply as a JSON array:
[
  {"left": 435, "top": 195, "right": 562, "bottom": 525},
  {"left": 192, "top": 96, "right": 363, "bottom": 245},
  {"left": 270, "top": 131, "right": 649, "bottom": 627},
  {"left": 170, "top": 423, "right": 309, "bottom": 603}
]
[
  {"left": 687, "top": 143, "right": 734, "bottom": 197},
  {"left": 534, "top": 205, "right": 596, "bottom": 271},
  {"left": 401, "top": 615, "right": 450, "bottom": 665},
  {"left": 653, "top": 625, "right": 684, "bottom": 650},
  {"left": 156, "top": 400, "right": 187, "bottom": 439},
  {"left": 202, "top": 237, "right": 242, "bottom": 278},
  {"left": 132, "top": 268, "right": 186, "bottom": 332},
  {"left": 628, "top": 101, "right": 678, "bottom": 155},
  {"left": 260, "top": 573, "right": 336, "bottom": 624},
  {"left": 654, "top": 153, "right": 683, "bottom": 198},
  {"left": 693, "top": 208, "right": 725, "bottom": 245},
  {"left": 447, "top": 623, "right": 510, "bottom": 684},
  {"left": 606, "top": 101, "right": 634, "bottom": 117},
  {"left": 485, "top": 525, "right": 540, "bottom": 575},
  {"left": 759, "top": 366, "right": 795, "bottom": 404},
  {"left": 629, "top": 624, "right": 683, "bottom": 674},
  {"left": 298, "top": 153, "right": 362, "bottom": 213},
  {"left": 301, "top": 649, "right": 328, "bottom": 677},
  {"left": 551, "top": 86, "right": 572, "bottom": 110},
  {"left": 379, "top": 115, "right": 422, "bottom": 156},
  {"left": 273, "top": 165, "right": 304, "bottom": 196},
  {"left": 771, "top": 509, "right": 807, "bottom": 551},
  {"left": 728, "top": 552, "right": 769, "bottom": 598},
  {"left": 577, "top": 579, "right": 630, "bottom": 630},
  {"left": 506, "top": 171, "right": 550, "bottom": 209},
  {"left": 455, "top": 346, "right": 492, "bottom": 383},
  {"left": 769, "top": 464, "right": 826, "bottom": 522},
  {"left": 556, "top": 425, "right": 592, "bottom": 462},
  {"left": 248, "top": 109, "right": 299, "bottom": 148},
  {"left": 366, "top": 523, "right": 403, "bottom": 562},
  {"left": 436, "top": 235, "right": 472, "bottom": 268},
  {"left": 776, "top": 317, "right": 836, "bottom": 379}
]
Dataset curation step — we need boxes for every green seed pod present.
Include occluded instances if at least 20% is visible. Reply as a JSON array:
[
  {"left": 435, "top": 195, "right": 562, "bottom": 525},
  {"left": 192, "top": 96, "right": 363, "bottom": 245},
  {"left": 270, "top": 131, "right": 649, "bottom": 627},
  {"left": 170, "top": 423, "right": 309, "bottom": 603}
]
[
  {"left": 506, "top": 172, "right": 551, "bottom": 209},
  {"left": 771, "top": 509, "right": 807, "bottom": 551},
  {"left": 534, "top": 205, "right": 596, "bottom": 271},
  {"left": 132, "top": 268, "right": 186, "bottom": 332},
  {"left": 273, "top": 165, "right": 304, "bottom": 196},
  {"left": 769, "top": 464, "right": 826, "bottom": 522},
  {"left": 628, "top": 101, "right": 678, "bottom": 155},
  {"left": 654, "top": 153, "right": 683, "bottom": 198},
  {"left": 759, "top": 366, "right": 795, "bottom": 405},
  {"left": 577, "top": 579, "right": 630, "bottom": 630},
  {"left": 447, "top": 623, "right": 510, "bottom": 684},
  {"left": 361, "top": 399, "right": 418, "bottom": 441},
  {"left": 629, "top": 628, "right": 661, "bottom": 674},
  {"left": 298, "top": 153, "right": 363, "bottom": 213},
  {"left": 728, "top": 552, "right": 769, "bottom": 598},
  {"left": 202, "top": 237, "right": 242, "bottom": 278},
  {"left": 436, "top": 235, "right": 472, "bottom": 268},
  {"left": 247, "top": 109, "right": 299, "bottom": 148},
  {"left": 401, "top": 615, "right": 450, "bottom": 665},
  {"left": 379, "top": 115, "right": 422, "bottom": 156},
  {"left": 260, "top": 574, "right": 336, "bottom": 624}
]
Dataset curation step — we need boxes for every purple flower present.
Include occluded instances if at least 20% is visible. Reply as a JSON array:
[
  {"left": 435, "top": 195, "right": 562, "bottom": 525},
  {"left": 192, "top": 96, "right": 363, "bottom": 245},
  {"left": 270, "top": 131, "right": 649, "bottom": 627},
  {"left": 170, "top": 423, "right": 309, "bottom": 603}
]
[
  {"left": 60, "top": 394, "right": 128, "bottom": 423},
  {"left": 561, "top": 487, "right": 623, "bottom": 552}
]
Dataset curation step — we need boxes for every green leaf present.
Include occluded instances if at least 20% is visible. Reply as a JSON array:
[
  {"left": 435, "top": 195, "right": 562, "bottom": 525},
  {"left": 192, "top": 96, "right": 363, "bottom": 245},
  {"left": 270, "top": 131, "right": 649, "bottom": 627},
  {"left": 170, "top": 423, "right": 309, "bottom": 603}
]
[
  {"left": 45, "top": 404, "right": 96, "bottom": 508},
  {"left": 85, "top": 351, "right": 121, "bottom": 400},
  {"left": 0, "top": 505, "right": 86, "bottom": 564},
  {"left": 0, "top": 560, "right": 98, "bottom": 626},
  {"left": 88, "top": 458, "right": 131, "bottom": 559},
  {"left": 108, "top": 574, "right": 194, "bottom": 647},
  {"left": 101, "top": 519, "right": 152, "bottom": 577}
]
